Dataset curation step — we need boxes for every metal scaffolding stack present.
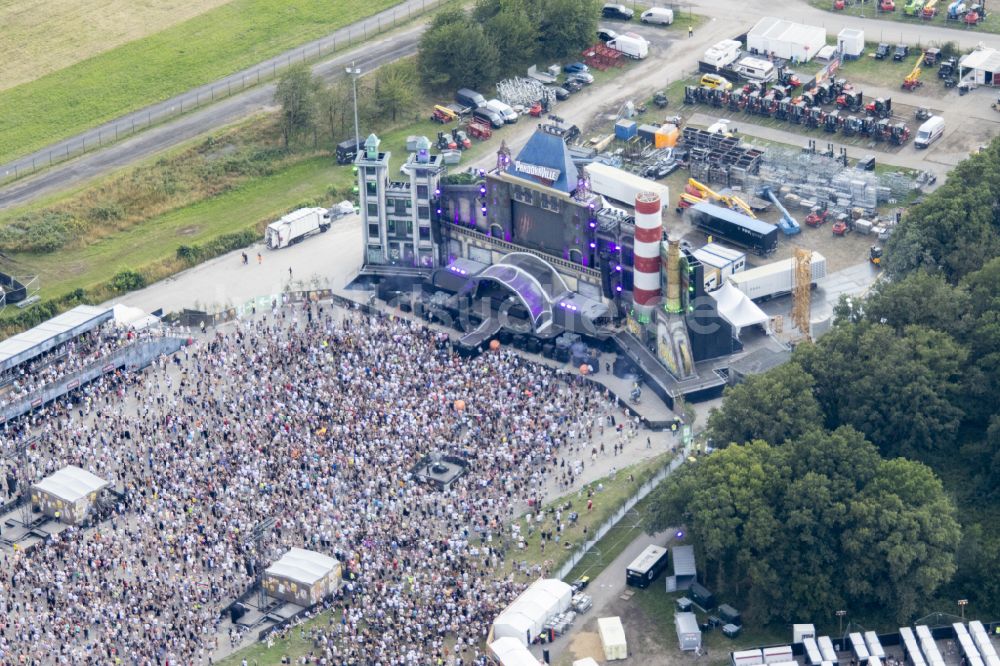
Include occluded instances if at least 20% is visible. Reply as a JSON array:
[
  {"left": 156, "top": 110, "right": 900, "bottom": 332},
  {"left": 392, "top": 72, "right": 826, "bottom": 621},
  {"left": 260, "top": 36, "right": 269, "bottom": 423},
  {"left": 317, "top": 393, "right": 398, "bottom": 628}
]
[
  {"left": 742, "top": 147, "right": 917, "bottom": 216},
  {"left": 496, "top": 78, "right": 555, "bottom": 109},
  {"left": 681, "top": 127, "right": 763, "bottom": 188}
]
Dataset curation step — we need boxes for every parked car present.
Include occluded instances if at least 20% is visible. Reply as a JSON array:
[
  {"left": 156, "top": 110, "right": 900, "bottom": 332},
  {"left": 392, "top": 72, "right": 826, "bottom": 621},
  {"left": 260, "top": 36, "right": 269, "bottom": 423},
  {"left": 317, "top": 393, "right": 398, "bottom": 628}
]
[
  {"left": 602, "top": 3, "right": 634, "bottom": 19},
  {"left": 455, "top": 88, "right": 487, "bottom": 110},
  {"left": 597, "top": 28, "right": 618, "bottom": 43},
  {"left": 874, "top": 42, "right": 891, "bottom": 59},
  {"left": 568, "top": 71, "right": 594, "bottom": 85},
  {"left": 563, "top": 62, "right": 590, "bottom": 74},
  {"left": 640, "top": 7, "right": 674, "bottom": 24},
  {"left": 893, "top": 44, "right": 909, "bottom": 61},
  {"left": 472, "top": 107, "right": 505, "bottom": 129},
  {"left": 700, "top": 73, "right": 733, "bottom": 90},
  {"left": 552, "top": 86, "right": 571, "bottom": 100},
  {"left": 563, "top": 79, "right": 584, "bottom": 93}
]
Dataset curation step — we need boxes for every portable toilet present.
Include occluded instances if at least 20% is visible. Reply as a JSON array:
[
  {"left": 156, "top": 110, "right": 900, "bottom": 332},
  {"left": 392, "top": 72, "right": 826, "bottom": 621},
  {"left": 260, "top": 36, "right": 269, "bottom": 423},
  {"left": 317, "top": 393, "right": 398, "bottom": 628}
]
[{"left": 837, "top": 28, "right": 865, "bottom": 59}]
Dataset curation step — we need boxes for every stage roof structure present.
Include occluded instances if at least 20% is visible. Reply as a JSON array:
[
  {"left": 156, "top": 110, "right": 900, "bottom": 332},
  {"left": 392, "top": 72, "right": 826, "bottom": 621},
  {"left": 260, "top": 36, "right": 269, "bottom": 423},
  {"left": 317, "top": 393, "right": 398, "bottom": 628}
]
[
  {"left": 508, "top": 129, "right": 580, "bottom": 194},
  {"left": 33, "top": 465, "right": 109, "bottom": 504},
  {"left": 0, "top": 305, "right": 112, "bottom": 374},
  {"left": 710, "top": 282, "right": 768, "bottom": 334}
]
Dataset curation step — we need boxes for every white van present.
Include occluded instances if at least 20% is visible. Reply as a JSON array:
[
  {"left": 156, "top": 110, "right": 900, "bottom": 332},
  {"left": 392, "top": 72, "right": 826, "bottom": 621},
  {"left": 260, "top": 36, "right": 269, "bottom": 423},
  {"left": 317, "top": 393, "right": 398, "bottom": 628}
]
[
  {"left": 640, "top": 7, "right": 674, "bottom": 24},
  {"left": 734, "top": 56, "right": 776, "bottom": 82},
  {"left": 486, "top": 99, "right": 518, "bottom": 124},
  {"left": 914, "top": 115, "right": 944, "bottom": 148}
]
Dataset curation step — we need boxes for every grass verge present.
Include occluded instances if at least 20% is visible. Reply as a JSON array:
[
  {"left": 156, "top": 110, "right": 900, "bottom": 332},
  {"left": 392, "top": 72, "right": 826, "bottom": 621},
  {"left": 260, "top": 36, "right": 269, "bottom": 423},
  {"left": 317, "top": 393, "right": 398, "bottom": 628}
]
[{"left": 0, "top": 0, "right": 402, "bottom": 164}]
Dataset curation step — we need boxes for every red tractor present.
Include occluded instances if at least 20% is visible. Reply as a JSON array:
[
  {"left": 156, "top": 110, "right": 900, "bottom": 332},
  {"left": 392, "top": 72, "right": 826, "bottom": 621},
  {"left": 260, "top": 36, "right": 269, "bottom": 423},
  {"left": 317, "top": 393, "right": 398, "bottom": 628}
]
[
  {"left": 880, "top": 0, "right": 896, "bottom": 9},
  {"left": 834, "top": 0, "right": 846, "bottom": 8},
  {"left": 528, "top": 102, "right": 544, "bottom": 117},
  {"left": 805, "top": 208, "right": 830, "bottom": 227},
  {"left": 832, "top": 215, "right": 853, "bottom": 236}
]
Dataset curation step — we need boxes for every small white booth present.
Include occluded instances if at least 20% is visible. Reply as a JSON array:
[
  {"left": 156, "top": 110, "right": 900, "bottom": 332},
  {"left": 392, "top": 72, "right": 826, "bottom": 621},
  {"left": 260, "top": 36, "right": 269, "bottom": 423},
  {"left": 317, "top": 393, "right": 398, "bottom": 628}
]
[
  {"left": 31, "top": 465, "right": 109, "bottom": 525},
  {"left": 492, "top": 578, "right": 573, "bottom": 646},
  {"left": 263, "top": 548, "right": 342, "bottom": 606},
  {"left": 598, "top": 616, "right": 628, "bottom": 661},
  {"left": 489, "top": 637, "right": 544, "bottom": 666}
]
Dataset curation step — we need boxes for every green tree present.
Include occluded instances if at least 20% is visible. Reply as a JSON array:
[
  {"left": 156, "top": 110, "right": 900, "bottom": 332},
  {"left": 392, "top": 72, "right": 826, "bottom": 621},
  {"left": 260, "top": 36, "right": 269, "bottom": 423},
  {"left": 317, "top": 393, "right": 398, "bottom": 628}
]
[
  {"left": 706, "top": 363, "right": 823, "bottom": 447},
  {"left": 316, "top": 79, "right": 354, "bottom": 147},
  {"left": 863, "top": 271, "right": 970, "bottom": 337},
  {"left": 648, "top": 429, "right": 960, "bottom": 623},
  {"left": 958, "top": 257, "right": 1000, "bottom": 425},
  {"left": 795, "top": 324, "right": 966, "bottom": 459},
  {"left": 537, "top": 0, "right": 601, "bottom": 59},
  {"left": 481, "top": 0, "right": 539, "bottom": 71},
  {"left": 373, "top": 60, "right": 418, "bottom": 123},
  {"left": 274, "top": 64, "right": 319, "bottom": 149},
  {"left": 418, "top": 10, "right": 499, "bottom": 90}
]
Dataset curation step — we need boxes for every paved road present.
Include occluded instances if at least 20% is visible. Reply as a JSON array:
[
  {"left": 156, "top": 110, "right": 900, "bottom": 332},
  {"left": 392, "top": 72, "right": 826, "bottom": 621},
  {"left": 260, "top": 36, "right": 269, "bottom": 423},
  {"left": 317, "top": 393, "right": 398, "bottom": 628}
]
[
  {"left": 0, "top": 0, "right": 442, "bottom": 208},
  {"left": 5, "top": 0, "right": 997, "bottom": 211}
]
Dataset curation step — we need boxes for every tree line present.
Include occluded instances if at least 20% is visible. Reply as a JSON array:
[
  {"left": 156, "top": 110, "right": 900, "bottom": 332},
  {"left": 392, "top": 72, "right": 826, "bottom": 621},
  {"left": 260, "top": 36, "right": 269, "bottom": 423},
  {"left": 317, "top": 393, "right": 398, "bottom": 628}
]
[
  {"left": 650, "top": 138, "right": 1000, "bottom": 624},
  {"left": 274, "top": 60, "right": 420, "bottom": 150},
  {"left": 418, "top": 0, "right": 600, "bottom": 91}
]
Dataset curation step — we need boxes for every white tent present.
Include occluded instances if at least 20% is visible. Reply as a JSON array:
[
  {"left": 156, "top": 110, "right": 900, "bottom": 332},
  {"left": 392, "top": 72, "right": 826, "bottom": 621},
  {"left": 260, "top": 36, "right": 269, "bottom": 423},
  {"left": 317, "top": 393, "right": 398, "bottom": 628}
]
[
  {"left": 112, "top": 303, "right": 160, "bottom": 331},
  {"left": 489, "top": 637, "right": 544, "bottom": 666},
  {"left": 710, "top": 282, "right": 769, "bottom": 336},
  {"left": 492, "top": 578, "right": 574, "bottom": 645},
  {"left": 960, "top": 48, "right": 1000, "bottom": 86},
  {"left": 747, "top": 17, "right": 826, "bottom": 63},
  {"left": 598, "top": 616, "right": 628, "bottom": 661},
  {"left": 31, "top": 465, "right": 110, "bottom": 525},
  {"left": 263, "top": 548, "right": 342, "bottom": 606}
]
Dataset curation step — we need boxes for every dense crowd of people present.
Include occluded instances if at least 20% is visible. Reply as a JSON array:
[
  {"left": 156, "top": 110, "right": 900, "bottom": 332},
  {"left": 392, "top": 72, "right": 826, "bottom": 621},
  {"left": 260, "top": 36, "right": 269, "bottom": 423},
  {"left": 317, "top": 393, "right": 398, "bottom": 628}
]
[
  {"left": 0, "top": 322, "right": 152, "bottom": 410},
  {"left": 0, "top": 300, "right": 631, "bottom": 664}
]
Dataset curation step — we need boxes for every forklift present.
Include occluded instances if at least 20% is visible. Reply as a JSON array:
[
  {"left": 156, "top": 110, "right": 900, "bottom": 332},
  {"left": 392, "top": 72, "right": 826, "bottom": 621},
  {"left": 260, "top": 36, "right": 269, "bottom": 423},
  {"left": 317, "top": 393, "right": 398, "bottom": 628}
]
[
  {"left": 790, "top": 101, "right": 808, "bottom": 124},
  {"left": 824, "top": 110, "right": 841, "bottom": 132},
  {"left": 869, "top": 245, "right": 883, "bottom": 266},
  {"left": 836, "top": 90, "right": 864, "bottom": 112},
  {"left": 806, "top": 106, "right": 824, "bottom": 128},
  {"left": 775, "top": 97, "right": 793, "bottom": 120},
  {"left": 842, "top": 115, "right": 863, "bottom": 136},
  {"left": 437, "top": 131, "right": 457, "bottom": 151},
  {"left": 865, "top": 97, "right": 893, "bottom": 119},
  {"left": 889, "top": 122, "right": 911, "bottom": 145}
]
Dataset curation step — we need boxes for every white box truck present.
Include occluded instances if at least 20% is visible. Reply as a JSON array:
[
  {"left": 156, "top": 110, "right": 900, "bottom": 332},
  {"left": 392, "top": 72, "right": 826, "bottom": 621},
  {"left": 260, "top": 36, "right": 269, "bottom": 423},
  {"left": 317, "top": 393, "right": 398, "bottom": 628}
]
[
  {"left": 265, "top": 207, "right": 330, "bottom": 249},
  {"left": 728, "top": 252, "right": 827, "bottom": 301},
  {"left": 586, "top": 162, "right": 669, "bottom": 207},
  {"left": 608, "top": 34, "right": 649, "bottom": 59}
]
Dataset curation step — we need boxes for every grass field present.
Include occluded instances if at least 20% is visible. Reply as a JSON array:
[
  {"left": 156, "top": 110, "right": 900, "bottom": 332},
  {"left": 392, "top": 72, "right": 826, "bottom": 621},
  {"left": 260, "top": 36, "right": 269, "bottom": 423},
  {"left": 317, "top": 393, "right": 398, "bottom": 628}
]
[
  {"left": 806, "top": 0, "right": 1000, "bottom": 35},
  {"left": 0, "top": 0, "right": 401, "bottom": 165},
  {"left": 0, "top": 0, "right": 231, "bottom": 92},
  {"left": 3, "top": 156, "right": 340, "bottom": 300}
]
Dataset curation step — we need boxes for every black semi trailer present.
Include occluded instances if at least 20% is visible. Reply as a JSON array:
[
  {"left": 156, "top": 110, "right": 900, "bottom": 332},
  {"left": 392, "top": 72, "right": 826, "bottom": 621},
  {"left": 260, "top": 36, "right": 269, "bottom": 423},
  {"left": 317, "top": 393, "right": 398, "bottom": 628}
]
[{"left": 688, "top": 202, "right": 778, "bottom": 256}]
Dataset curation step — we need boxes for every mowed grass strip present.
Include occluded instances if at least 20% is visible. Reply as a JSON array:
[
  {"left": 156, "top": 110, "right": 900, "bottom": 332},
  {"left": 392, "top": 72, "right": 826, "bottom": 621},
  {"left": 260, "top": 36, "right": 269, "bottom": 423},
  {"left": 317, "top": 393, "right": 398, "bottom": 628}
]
[
  {"left": 0, "top": 0, "right": 400, "bottom": 164},
  {"left": 0, "top": 0, "right": 232, "bottom": 92}
]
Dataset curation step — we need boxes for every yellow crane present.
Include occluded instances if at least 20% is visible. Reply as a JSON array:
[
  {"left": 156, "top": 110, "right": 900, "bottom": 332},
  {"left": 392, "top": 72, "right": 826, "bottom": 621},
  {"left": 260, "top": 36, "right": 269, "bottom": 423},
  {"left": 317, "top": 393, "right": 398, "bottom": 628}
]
[
  {"left": 684, "top": 178, "right": 757, "bottom": 218},
  {"left": 903, "top": 51, "right": 925, "bottom": 90}
]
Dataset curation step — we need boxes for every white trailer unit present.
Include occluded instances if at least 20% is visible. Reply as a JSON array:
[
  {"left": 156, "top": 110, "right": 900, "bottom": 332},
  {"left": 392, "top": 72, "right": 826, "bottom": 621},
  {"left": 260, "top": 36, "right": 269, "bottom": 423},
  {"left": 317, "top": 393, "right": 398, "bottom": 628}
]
[
  {"left": 266, "top": 207, "right": 330, "bottom": 249},
  {"left": 900, "top": 627, "right": 927, "bottom": 666},
  {"left": 695, "top": 243, "right": 747, "bottom": 290},
  {"left": 703, "top": 40, "right": 742, "bottom": 68},
  {"left": 732, "top": 649, "right": 764, "bottom": 666},
  {"left": 865, "top": 632, "right": 886, "bottom": 659},
  {"left": 608, "top": 34, "right": 649, "bottom": 59},
  {"left": 747, "top": 17, "right": 826, "bottom": 63},
  {"left": 586, "top": 162, "right": 669, "bottom": 207},
  {"left": 818, "top": 636, "right": 839, "bottom": 666},
  {"left": 970, "top": 622, "right": 1000, "bottom": 664},
  {"left": 764, "top": 646, "right": 794, "bottom": 664},
  {"left": 734, "top": 56, "right": 777, "bottom": 82},
  {"left": 727, "top": 252, "right": 827, "bottom": 301},
  {"left": 795, "top": 624, "right": 817, "bottom": 643},
  {"left": 850, "top": 633, "right": 870, "bottom": 661},
  {"left": 803, "top": 638, "right": 824, "bottom": 666},
  {"left": 598, "top": 616, "right": 628, "bottom": 661}
]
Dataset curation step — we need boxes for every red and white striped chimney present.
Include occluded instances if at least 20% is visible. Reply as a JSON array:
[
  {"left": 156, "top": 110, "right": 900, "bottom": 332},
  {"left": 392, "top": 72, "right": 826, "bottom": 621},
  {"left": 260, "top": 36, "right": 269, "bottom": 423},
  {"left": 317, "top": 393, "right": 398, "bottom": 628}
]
[{"left": 633, "top": 191, "right": 663, "bottom": 307}]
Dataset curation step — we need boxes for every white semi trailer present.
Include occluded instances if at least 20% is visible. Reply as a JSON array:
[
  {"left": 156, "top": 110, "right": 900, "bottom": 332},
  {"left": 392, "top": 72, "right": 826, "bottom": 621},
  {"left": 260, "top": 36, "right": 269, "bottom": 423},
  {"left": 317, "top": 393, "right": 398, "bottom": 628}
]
[{"left": 727, "top": 252, "right": 827, "bottom": 301}]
